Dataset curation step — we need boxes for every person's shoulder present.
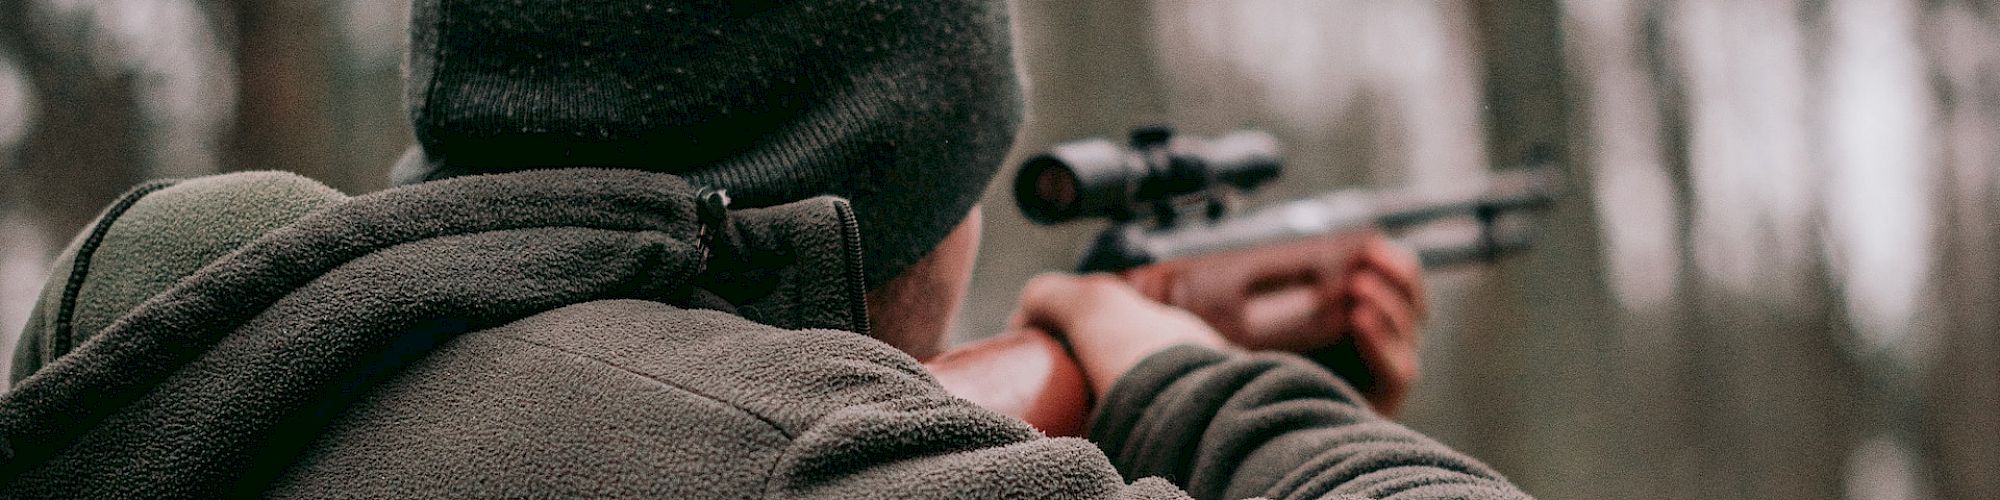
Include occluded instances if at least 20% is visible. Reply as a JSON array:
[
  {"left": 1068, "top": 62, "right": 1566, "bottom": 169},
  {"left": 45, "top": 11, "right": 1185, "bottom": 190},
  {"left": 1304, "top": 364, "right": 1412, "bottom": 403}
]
[
  {"left": 11, "top": 171, "right": 343, "bottom": 383},
  {"left": 453, "top": 299, "right": 947, "bottom": 435},
  {"left": 276, "top": 299, "right": 951, "bottom": 497}
]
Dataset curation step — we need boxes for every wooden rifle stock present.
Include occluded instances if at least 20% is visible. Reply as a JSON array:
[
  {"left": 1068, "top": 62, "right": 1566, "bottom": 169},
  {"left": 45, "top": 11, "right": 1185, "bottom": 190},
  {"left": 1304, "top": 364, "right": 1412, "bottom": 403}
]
[
  {"left": 925, "top": 233, "right": 1379, "bottom": 438},
  {"left": 924, "top": 328, "right": 1091, "bottom": 437}
]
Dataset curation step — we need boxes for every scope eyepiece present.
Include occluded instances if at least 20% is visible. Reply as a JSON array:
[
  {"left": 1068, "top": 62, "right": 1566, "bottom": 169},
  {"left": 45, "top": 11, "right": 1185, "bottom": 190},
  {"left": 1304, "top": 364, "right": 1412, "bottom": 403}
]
[{"left": 1014, "top": 128, "right": 1282, "bottom": 225}]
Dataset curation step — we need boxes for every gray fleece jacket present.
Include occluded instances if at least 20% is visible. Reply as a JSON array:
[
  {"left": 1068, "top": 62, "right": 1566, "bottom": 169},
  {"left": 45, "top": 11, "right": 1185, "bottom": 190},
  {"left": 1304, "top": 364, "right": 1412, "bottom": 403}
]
[{"left": 2, "top": 168, "right": 1528, "bottom": 499}]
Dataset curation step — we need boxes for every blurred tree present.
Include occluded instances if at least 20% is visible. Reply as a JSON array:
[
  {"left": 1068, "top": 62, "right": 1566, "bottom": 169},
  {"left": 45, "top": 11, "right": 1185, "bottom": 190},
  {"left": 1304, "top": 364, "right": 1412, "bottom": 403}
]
[
  {"left": 221, "top": 0, "right": 344, "bottom": 190},
  {"left": 1924, "top": 2, "right": 2000, "bottom": 498},
  {"left": 0, "top": 0, "right": 151, "bottom": 239},
  {"left": 1456, "top": 2, "right": 1627, "bottom": 498}
]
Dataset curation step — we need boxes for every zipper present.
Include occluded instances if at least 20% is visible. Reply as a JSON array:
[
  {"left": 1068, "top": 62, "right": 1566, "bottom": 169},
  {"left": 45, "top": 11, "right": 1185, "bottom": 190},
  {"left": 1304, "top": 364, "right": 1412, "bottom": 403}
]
[
  {"left": 831, "top": 199, "right": 872, "bottom": 337},
  {"left": 51, "top": 179, "right": 179, "bottom": 362}
]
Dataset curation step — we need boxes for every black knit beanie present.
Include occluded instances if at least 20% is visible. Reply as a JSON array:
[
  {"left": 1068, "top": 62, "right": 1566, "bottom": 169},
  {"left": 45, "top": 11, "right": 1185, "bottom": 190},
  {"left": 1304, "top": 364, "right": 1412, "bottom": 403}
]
[{"left": 394, "top": 0, "right": 1022, "bottom": 289}]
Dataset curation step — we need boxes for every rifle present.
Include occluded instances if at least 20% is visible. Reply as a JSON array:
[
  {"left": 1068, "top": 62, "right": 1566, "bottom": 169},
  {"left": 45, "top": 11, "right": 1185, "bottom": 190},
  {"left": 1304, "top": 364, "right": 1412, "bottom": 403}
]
[{"left": 924, "top": 127, "right": 1560, "bottom": 437}]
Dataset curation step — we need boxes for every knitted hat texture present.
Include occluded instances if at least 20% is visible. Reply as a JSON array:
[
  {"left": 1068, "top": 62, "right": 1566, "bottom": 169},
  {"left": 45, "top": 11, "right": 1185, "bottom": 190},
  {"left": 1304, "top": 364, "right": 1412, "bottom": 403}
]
[{"left": 399, "top": 0, "right": 1022, "bottom": 288}]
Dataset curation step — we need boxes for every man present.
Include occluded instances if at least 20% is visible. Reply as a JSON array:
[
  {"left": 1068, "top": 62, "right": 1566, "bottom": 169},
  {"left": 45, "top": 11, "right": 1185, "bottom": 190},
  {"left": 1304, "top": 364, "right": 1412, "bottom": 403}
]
[{"left": 0, "top": 1, "right": 1528, "bottom": 498}]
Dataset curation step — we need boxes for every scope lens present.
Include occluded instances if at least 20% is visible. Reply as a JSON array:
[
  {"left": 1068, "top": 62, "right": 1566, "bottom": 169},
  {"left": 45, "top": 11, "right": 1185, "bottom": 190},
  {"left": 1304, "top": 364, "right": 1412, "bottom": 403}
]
[
  {"left": 1015, "top": 155, "right": 1088, "bottom": 224},
  {"left": 1035, "top": 166, "right": 1079, "bottom": 211}
]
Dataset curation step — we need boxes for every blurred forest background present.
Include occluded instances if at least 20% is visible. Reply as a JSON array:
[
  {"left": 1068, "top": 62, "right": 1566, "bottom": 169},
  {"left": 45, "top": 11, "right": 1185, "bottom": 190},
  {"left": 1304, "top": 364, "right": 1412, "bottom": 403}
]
[{"left": 1, "top": 1, "right": 1995, "bottom": 499}]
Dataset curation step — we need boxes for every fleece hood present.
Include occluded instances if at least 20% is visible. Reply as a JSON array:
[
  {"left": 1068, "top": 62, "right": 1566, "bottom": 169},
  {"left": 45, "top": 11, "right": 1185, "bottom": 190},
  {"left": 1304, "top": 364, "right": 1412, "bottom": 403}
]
[
  {"left": 395, "top": 0, "right": 1025, "bottom": 289},
  {"left": 0, "top": 169, "right": 870, "bottom": 496}
]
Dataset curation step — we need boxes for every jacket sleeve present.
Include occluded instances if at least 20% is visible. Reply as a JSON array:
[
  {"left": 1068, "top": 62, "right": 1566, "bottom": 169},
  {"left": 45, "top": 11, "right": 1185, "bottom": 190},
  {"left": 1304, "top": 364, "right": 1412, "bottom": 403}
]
[
  {"left": 765, "top": 343, "right": 1527, "bottom": 500},
  {"left": 1090, "top": 345, "right": 1531, "bottom": 500},
  {"left": 763, "top": 384, "right": 1195, "bottom": 499}
]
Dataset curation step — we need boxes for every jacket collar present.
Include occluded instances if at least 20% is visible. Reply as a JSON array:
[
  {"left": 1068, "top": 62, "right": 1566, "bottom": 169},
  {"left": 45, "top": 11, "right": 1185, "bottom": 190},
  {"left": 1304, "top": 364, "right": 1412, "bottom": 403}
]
[{"left": 699, "top": 192, "right": 872, "bottom": 335}]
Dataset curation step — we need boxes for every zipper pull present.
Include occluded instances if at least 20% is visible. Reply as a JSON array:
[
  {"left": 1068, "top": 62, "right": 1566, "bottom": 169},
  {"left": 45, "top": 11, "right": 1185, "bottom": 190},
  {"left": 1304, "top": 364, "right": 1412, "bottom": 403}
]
[{"left": 695, "top": 187, "right": 733, "bottom": 272}]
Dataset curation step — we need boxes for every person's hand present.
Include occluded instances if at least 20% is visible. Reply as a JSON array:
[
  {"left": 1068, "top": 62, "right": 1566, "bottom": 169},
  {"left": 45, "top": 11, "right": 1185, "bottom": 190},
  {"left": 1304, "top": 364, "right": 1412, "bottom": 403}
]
[
  {"left": 1319, "top": 234, "right": 1426, "bottom": 416},
  {"left": 1123, "top": 231, "right": 1427, "bottom": 416},
  {"left": 1010, "top": 273, "right": 1232, "bottom": 400}
]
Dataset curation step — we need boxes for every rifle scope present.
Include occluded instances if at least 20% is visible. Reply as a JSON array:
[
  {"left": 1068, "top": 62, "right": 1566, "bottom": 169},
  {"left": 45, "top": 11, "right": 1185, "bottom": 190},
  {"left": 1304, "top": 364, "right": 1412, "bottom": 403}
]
[{"left": 1014, "top": 127, "right": 1282, "bottom": 225}]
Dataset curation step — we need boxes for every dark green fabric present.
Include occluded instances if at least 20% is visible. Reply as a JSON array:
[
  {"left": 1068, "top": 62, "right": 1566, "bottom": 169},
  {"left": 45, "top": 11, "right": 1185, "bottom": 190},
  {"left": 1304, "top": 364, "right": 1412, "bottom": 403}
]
[
  {"left": 0, "top": 169, "right": 717, "bottom": 495},
  {"left": 1092, "top": 346, "right": 1529, "bottom": 499},
  {"left": 11, "top": 173, "right": 344, "bottom": 384},
  {"left": 397, "top": 0, "right": 1022, "bottom": 289},
  {"left": 11, "top": 181, "right": 163, "bottom": 385}
]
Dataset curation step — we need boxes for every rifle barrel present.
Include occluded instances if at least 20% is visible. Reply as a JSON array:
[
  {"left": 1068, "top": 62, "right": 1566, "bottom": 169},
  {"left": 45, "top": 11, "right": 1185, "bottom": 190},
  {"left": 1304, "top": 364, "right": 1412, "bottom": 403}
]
[{"left": 1077, "top": 168, "right": 1559, "bottom": 273}]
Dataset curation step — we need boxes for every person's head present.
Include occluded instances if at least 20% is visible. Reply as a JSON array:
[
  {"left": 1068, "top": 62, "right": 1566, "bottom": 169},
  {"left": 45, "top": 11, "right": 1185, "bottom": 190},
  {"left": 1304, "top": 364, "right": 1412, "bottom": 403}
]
[{"left": 394, "top": 1, "right": 1021, "bottom": 358}]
